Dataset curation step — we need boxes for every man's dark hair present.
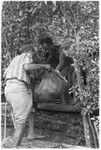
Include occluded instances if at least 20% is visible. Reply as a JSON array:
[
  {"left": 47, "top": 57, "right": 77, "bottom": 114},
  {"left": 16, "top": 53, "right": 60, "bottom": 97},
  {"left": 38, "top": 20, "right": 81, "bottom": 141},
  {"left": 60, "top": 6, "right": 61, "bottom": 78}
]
[{"left": 39, "top": 37, "right": 53, "bottom": 46}]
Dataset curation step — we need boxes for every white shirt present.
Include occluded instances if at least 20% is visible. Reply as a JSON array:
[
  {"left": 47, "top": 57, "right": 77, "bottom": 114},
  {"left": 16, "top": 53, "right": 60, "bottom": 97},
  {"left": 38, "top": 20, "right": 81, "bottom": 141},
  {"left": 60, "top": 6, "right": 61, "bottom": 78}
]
[{"left": 4, "top": 52, "right": 33, "bottom": 84}]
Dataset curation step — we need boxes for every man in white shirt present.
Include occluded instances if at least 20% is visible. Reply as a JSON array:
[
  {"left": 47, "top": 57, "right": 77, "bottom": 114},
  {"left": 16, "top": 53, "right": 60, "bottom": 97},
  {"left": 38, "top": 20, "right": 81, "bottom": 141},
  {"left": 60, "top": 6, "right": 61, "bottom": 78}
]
[{"left": 3, "top": 44, "right": 50, "bottom": 148}]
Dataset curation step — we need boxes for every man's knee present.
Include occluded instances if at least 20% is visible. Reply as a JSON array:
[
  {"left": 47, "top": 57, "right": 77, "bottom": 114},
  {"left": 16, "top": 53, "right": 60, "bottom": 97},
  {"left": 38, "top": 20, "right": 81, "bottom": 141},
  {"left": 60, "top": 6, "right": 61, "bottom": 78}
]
[{"left": 27, "top": 100, "right": 33, "bottom": 114}]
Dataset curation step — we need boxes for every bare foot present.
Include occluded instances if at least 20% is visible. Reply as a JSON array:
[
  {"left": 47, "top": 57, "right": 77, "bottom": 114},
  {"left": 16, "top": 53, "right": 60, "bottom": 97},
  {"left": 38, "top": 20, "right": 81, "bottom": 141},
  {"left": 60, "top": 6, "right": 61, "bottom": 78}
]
[
  {"left": 27, "top": 133, "right": 45, "bottom": 140},
  {"left": 2, "top": 137, "right": 15, "bottom": 148}
]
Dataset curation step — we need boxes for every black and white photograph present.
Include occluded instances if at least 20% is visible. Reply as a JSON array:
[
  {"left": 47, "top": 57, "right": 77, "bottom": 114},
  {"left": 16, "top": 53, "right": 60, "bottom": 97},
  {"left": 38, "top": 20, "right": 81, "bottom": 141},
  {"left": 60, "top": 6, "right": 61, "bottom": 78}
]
[{"left": 1, "top": 0, "right": 99, "bottom": 148}]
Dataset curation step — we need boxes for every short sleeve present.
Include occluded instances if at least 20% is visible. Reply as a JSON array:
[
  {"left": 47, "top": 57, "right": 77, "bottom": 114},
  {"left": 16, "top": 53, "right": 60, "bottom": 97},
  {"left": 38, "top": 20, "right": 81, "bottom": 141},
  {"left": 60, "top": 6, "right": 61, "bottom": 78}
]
[{"left": 23, "top": 53, "right": 33, "bottom": 65}]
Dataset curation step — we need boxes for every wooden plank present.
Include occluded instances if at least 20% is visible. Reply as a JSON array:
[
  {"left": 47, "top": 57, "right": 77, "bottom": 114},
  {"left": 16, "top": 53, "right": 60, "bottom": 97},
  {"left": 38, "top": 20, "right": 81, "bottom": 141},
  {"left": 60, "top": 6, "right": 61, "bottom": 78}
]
[{"left": 37, "top": 103, "right": 81, "bottom": 113}]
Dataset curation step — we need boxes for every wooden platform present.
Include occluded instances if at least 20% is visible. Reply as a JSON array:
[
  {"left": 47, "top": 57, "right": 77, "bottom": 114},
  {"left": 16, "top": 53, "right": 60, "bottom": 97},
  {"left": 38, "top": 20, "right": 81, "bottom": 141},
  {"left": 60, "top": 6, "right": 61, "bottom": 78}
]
[{"left": 37, "top": 103, "right": 81, "bottom": 113}]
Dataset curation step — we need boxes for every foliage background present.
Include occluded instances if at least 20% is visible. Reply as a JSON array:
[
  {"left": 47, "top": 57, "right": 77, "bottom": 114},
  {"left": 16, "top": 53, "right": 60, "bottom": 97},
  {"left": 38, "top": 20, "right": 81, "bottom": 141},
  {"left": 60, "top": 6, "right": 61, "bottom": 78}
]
[{"left": 1, "top": 1, "right": 99, "bottom": 113}]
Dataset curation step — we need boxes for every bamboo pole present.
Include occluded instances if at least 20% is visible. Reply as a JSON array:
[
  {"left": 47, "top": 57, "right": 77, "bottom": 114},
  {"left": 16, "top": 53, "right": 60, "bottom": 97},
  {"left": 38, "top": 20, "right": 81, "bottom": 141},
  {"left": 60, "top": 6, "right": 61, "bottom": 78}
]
[{"left": 4, "top": 102, "right": 7, "bottom": 139}]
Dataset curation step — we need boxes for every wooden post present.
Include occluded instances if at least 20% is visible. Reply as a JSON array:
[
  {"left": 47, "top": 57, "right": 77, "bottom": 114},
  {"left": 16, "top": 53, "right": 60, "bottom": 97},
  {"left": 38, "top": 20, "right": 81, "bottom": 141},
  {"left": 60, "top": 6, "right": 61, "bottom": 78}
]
[
  {"left": 4, "top": 102, "right": 7, "bottom": 139},
  {"left": 81, "top": 108, "right": 92, "bottom": 148}
]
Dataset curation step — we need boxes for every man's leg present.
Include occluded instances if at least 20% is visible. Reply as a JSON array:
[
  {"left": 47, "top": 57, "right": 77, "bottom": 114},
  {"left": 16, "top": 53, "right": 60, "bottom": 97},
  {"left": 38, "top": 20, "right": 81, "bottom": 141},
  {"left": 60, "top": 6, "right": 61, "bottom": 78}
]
[
  {"left": 13, "top": 122, "right": 26, "bottom": 146},
  {"left": 27, "top": 110, "right": 44, "bottom": 140},
  {"left": 4, "top": 82, "right": 33, "bottom": 147},
  {"left": 11, "top": 111, "right": 16, "bottom": 129},
  {"left": 2, "top": 116, "right": 28, "bottom": 148}
]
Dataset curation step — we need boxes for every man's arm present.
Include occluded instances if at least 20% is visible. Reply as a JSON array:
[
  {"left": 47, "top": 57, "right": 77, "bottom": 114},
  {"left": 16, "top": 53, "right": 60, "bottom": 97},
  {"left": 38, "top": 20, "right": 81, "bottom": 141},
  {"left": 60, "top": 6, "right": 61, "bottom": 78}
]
[
  {"left": 56, "top": 52, "right": 65, "bottom": 71},
  {"left": 23, "top": 63, "right": 50, "bottom": 71}
]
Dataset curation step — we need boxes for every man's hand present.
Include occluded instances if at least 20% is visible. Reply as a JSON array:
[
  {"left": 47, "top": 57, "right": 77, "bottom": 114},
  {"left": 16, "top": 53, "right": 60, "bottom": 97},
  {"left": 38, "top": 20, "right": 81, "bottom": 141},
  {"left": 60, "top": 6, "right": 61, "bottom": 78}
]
[
  {"left": 44, "top": 64, "right": 51, "bottom": 69},
  {"left": 55, "top": 69, "right": 61, "bottom": 74}
]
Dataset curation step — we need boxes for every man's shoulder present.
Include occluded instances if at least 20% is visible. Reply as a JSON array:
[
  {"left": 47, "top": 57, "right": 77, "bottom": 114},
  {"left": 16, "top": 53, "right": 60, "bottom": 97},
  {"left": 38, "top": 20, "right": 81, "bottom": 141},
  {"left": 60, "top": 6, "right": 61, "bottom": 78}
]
[{"left": 11, "top": 55, "right": 19, "bottom": 62}]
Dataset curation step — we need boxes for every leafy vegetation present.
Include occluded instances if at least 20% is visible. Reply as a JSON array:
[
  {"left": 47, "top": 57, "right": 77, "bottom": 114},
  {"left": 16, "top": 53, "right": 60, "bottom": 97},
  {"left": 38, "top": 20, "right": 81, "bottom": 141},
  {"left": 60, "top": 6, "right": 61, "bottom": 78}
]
[{"left": 2, "top": 1, "right": 99, "bottom": 113}]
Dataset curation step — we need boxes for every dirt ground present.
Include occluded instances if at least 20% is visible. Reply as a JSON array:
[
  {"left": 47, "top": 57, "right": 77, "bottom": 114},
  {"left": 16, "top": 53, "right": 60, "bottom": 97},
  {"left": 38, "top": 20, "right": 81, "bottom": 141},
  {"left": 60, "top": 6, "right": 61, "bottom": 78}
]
[{"left": 1, "top": 109, "right": 86, "bottom": 148}]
